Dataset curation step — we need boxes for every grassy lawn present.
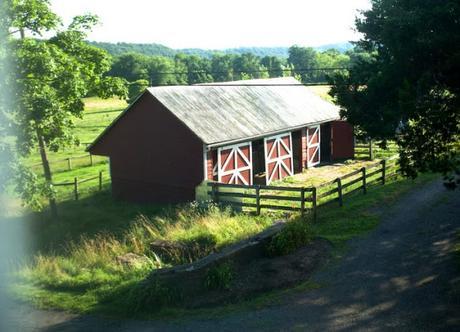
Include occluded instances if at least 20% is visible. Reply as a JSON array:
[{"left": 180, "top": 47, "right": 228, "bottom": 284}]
[{"left": 25, "top": 97, "right": 126, "bottom": 176}]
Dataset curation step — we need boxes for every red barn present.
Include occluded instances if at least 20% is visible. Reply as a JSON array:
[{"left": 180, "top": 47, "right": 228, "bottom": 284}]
[{"left": 88, "top": 77, "right": 354, "bottom": 203}]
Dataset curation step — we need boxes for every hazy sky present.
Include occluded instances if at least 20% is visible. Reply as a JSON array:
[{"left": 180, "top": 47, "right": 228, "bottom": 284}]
[{"left": 50, "top": 0, "right": 371, "bottom": 49}]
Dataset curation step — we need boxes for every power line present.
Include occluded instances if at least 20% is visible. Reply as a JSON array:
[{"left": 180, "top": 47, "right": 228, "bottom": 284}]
[{"left": 150, "top": 67, "right": 349, "bottom": 76}]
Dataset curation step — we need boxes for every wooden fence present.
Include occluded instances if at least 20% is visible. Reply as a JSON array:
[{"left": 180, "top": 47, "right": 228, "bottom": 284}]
[
  {"left": 30, "top": 153, "right": 107, "bottom": 174},
  {"left": 207, "top": 157, "right": 400, "bottom": 220},
  {"left": 355, "top": 140, "right": 399, "bottom": 160},
  {"left": 52, "top": 171, "right": 105, "bottom": 201}
]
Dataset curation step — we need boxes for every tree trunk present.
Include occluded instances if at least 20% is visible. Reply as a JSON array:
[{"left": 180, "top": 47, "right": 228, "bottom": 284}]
[{"left": 36, "top": 128, "right": 58, "bottom": 219}]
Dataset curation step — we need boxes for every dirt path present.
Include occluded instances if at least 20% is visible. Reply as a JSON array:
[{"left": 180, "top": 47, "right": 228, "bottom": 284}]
[{"left": 3, "top": 180, "right": 460, "bottom": 331}]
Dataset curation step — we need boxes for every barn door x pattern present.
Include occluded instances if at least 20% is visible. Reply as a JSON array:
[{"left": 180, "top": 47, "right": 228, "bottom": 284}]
[
  {"left": 218, "top": 142, "right": 253, "bottom": 185},
  {"left": 307, "top": 125, "right": 320, "bottom": 167},
  {"left": 264, "top": 133, "right": 293, "bottom": 184}
]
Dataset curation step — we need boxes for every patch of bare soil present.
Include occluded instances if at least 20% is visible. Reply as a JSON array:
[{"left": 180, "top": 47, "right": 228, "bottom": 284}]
[{"left": 182, "top": 238, "right": 332, "bottom": 308}]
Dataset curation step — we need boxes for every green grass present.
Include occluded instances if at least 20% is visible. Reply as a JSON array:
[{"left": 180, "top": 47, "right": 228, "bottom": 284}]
[
  {"left": 17, "top": 97, "right": 127, "bottom": 201},
  {"left": 11, "top": 172, "right": 438, "bottom": 317},
  {"left": 26, "top": 97, "right": 126, "bottom": 165},
  {"left": 13, "top": 201, "right": 274, "bottom": 315}
]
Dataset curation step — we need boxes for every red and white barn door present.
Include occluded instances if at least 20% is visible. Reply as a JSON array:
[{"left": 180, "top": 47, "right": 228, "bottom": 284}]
[
  {"left": 217, "top": 142, "right": 253, "bottom": 185},
  {"left": 264, "top": 133, "right": 294, "bottom": 184},
  {"left": 306, "top": 125, "right": 320, "bottom": 167}
]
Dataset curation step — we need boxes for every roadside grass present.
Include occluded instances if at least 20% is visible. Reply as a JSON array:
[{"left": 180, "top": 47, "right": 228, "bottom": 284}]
[{"left": 12, "top": 172, "right": 438, "bottom": 317}]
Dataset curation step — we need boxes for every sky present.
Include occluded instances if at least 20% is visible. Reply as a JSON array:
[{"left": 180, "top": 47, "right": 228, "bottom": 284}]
[{"left": 50, "top": 0, "right": 371, "bottom": 49}]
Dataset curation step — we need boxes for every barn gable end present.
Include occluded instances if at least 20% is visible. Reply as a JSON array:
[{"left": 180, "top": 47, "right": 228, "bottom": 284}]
[{"left": 89, "top": 92, "right": 204, "bottom": 203}]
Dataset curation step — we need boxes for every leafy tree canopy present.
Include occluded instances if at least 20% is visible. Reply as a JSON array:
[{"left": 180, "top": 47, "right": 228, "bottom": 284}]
[
  {"left": 330, "top": 0, "right": 460, "bottom": 186},
  {"left": 3, "top": 0, "right": 127, "bottom": 212}
]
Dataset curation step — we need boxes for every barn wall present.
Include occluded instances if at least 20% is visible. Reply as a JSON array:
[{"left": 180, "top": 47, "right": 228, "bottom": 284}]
[
  {"left": 301, "top": 128, "right": 307, "bottom": 169},
  {"left": 331, "top": 120, "right": 354, "bottom": 161},
  {"left": 90, "top": 93, "right": 204, "bottom": 203}
]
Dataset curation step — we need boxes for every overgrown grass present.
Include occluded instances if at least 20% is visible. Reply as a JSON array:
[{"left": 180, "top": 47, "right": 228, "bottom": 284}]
[{"left": 13, "top": 202, "right": 273, "bottom": 314}]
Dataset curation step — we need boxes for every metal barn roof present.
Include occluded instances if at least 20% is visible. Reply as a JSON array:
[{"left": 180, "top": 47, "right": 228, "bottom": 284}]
[{"left": 147, "top": 77, "right": 340, "bottom": 146}]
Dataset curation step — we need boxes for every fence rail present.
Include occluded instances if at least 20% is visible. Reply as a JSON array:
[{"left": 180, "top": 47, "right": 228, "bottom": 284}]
[
  {"left": 207, "top": 156, "right": 400, "bottom": 220},
  {"left": 30, "top": 153, "right": 107, "bottom": 174},
  {"left": 52, "top": 171, "right": 105, "bottom": 201},
  {"left": 355, "top": 140, "right": 399, "bottom": 160}
]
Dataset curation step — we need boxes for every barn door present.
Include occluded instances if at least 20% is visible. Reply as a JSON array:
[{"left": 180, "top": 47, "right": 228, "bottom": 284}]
[
  {"left": 218, "top": 142, "right": 253, "bottom": 185},
  {"left": 307, "top": 125, "right": 320, "bottom": 167},
  {"left": 264, "top": 133, "right": 294, "bottom": 184}
]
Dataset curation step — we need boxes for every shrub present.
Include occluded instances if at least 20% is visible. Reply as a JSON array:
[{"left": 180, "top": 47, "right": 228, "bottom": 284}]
[
  {"left": 266, "top": 219, "right": 314, "bottom": 256},
  {"left": 204, "top": 262, "right": 234, "bottom": 290},
  {"left": 126, "top": 278, "right": 181, "bottom": 313}
]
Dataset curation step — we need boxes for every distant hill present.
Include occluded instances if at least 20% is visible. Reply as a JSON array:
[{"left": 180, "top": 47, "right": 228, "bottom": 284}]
[{"left": 88, "top": 41, "right": 353, "bottom": 58}]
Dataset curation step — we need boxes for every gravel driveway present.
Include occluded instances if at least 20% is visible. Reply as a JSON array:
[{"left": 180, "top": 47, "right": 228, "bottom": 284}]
[{"left": 2, "top": 180, "right": 459, "bottom": 331}]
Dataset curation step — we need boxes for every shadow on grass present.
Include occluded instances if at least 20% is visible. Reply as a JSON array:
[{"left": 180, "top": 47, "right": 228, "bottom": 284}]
[{"left": 21, "top": 190, "right": 168, "bottom": 254}]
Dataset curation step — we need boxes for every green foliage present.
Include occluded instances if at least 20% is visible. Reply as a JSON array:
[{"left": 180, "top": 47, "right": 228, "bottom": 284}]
[
  {"left": 266, "top": 219, "right": 314, "bottom": 256},
  {"left": 126, "top": 278, "right": 181, "bottom": 313},
  {"left": 205, "top": 262, "right": 234, "bottom": 290},
  {"left": 4, "top": 1, "right": 128, "bottom": 209},
  {"left": 128, "top": 79, "right": 148, "bottom": 104},
  {"left": 330, "top": 0, "right": 460, "bottom": 185},
  {"left": 10, "top": 0, "right": 59, "bottom": 36}
]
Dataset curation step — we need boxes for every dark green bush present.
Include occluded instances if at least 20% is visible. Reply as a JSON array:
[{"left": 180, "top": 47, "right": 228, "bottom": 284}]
[
  {"left": 266, "top": 219, "right": 314, "bottom": 256},
  {"left": 204, "top": 262, "right": 234, "bottom": 290},
  {"left": 126, "top": 278, "right": 181, "bottom": 313}
]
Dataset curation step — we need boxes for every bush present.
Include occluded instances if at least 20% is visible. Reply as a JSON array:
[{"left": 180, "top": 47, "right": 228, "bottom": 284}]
[
  {"left": 266, "top": 219, "right": 314, "bottom": 256},
  {"left": 204, "top": 262, "right": 234, "bottom": 290},
  {"left": 126, "top": 278, "right": 181, "bottom": 313}
]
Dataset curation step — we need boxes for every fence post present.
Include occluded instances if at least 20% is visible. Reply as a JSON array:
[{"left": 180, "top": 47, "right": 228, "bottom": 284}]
[
  {"left": 312, "top": 187, "right": 317, "bottom": 222},
  {"left": 89, "top": 153, "right": 93, "bottom": 166},
  {"left": 67, "top": 157, "right": 72, "bottom": 171},
  {"left": 362, "top": 167, "right": 367, "bottom": 194},
  {"left": 300, "top": 187, "right": 306, "bottom": 217},
  {"left": 255, "top": 185, "right": 261, "bottom": 215},
  {"left": 74, "top": 177, "right": 79, "bottom": 200},
  {"left": 211, "top": 182, "right": 218, "bottom": 203},
  {"left": 369, "top": 140, "right": 374, "bottom": 160},
  {"left": 99, "top": 171, "right": 103, "bottom": 191},
  {"left": 381, "top": 159, "right": 386, "bottom": 185},
  {"left": 337, "top": 178, "right": 343, "bottom": 207}
]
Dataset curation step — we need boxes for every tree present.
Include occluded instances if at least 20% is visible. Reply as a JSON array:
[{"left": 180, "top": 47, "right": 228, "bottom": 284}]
[
  {"left": 232, "top": 53, "right": 268, "bottom": 80},
  {"left": 127, "top": 79, "right": 148, "bottom": 104},
  {"left": 147, "top": 56, "right": 178, "bottom": 86},
  {"left": 261, "top": 56, "right": 286, "bottom": 78},
  {"left": 175, "top": 54, "right": 213, "bottom": 84},
  {"left": 330, "top": 0, "right": 460, "bottom": 186},
  {"left": 109, "top": 52, "right": 149, "bottom": 82},
  {"left": 6, "top": 0, "right": 127, "bottom": 216},
  {"left": 287, "top": 46, "right": 318, "bottom": 82},
  {"left": 211, "top": 54, "right": 235, "bottom": 82}
]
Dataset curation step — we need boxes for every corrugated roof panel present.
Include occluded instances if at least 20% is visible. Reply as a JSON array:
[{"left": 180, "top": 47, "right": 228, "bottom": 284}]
[{"left": 147, "top": 77, "right": 340, "bottom": 145}]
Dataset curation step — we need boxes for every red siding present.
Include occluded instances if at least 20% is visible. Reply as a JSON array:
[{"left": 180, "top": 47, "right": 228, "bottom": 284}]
[
  {"left": 90, "top": 93, "right": 204, "bottom": 203},
  {"left": 331, "top": 121, "right": 354, "bottom": 161}
]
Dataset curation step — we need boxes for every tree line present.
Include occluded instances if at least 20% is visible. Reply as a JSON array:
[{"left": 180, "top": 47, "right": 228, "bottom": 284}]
[{"left": 108, "top": 46, "right": 371, "bottom": 102}]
